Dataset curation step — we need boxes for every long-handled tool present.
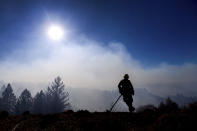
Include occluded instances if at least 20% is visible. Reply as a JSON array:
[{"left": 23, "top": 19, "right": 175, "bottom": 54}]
[{"left": 110, "top": 94, "right": 122, "bottom": 112}]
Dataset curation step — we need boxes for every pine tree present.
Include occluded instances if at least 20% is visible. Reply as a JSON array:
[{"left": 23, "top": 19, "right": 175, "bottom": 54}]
[
  {"left": 32, "top": 90, "right": 45, "bottom": 114},
  {"left": 1, "top": 84, "right": 16, "bottom": 114},
  {"left": 15, "top": 89, "right": 33, "bottom": 114},
  {"left": 165, "top": 97, "right": 179, "bottom": 111},
  {"left": 0, "top": 85, "right": 6, "bottom": 97},
  {"left": 46, "top": 76, "right": 69, "bottom": 113},
  {"left": 0, "top": 97, "right": 2, "bottom": 111}
]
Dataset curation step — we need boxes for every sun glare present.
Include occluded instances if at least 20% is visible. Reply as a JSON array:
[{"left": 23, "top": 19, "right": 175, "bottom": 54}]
[{"left": 47, "top": 25, "right": 64, "bottom": 41}]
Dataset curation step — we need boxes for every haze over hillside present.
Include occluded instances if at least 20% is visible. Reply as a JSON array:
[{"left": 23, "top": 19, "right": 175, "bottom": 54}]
[{"left": 1, "top": 82, "right": 196, "bottom": 112}]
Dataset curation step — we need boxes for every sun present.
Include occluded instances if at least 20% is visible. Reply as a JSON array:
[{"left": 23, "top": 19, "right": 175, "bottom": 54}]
[{"left": 47, "top": 25, "right": 64, "bottom": 41}]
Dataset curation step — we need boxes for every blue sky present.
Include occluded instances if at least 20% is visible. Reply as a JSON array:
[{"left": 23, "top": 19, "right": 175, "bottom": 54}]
[
  {"left": 1, "top": 0, "right": 197, "bottom": 66},
  {"left": 0, "top": 0, "right": 197, "bottom": 98}
]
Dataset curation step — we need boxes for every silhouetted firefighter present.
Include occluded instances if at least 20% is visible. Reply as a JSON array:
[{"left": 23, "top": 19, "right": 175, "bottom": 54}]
[{"left": 118, "top": 74, "right": 135, "bottom": 112}]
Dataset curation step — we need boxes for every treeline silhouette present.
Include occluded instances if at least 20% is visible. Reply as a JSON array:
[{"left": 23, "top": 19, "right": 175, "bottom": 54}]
[
  {"left": 137, "top": 97, "right": 179, "bottom": 113},
  {"left": 0, "top": 76, "right": 70, "bottom": 115},
  {"left": 133, "top": 98, "right": 197, "bottom": 130}
]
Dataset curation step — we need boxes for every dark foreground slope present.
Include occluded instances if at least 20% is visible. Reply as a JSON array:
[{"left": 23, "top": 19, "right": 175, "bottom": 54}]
[{"left": 0, "top": 105, "right": 197, "bottom": 131}]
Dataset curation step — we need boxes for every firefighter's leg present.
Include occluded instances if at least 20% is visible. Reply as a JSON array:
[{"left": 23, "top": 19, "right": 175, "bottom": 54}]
[
  {"left": 123, "top": 95, "right": 135, "bottom": 112},
  {"left": 127, "top": 95, "right": 135, "bottom": 112}
]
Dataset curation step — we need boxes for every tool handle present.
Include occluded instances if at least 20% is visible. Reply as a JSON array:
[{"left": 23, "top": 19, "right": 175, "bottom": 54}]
[{"left": 110, "top": 95, "right": 122, "bottom": 112}]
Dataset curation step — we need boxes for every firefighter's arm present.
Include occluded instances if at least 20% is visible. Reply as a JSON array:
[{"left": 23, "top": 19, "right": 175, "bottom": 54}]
[{"left": 118, "top": 81, "right": 123, "bottom": 94}]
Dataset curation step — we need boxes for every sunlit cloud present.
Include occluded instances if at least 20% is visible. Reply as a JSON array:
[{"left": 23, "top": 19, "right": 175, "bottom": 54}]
[{"left": 0, "top": 35, "right": 197, "bottom": 97}]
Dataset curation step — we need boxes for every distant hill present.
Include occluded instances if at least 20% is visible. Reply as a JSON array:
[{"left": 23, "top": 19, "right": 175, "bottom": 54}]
[
  {"left": 170, "top": 94, "right": 197, "bottom": 106},
  {"left": 69, "top": 87, "right": 197, "bottom": 111},
  {"left": 69, "top": 88, "right": 164, "bottom": 111}
]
